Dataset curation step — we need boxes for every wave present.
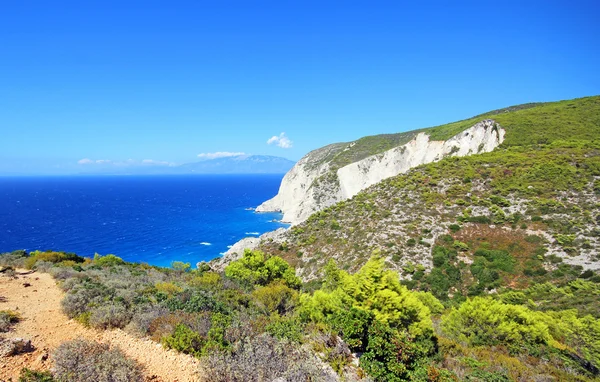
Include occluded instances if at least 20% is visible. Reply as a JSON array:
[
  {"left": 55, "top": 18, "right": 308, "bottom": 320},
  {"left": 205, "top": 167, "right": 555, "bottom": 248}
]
[
  {"left": 245, "top": 207, "right": 255, "bottom": 211},
  {"left": 245, "top": 232, "right": 260, "bottom": 235},
  {"left": 200, "top": 242, "right": 212, "bottom": 246}
]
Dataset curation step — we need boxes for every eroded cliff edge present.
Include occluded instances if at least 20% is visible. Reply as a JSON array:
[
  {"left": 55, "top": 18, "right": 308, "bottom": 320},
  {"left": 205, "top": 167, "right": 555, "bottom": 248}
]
[{"left": 256, "top": 119, "right": 505, "bottom": 225}]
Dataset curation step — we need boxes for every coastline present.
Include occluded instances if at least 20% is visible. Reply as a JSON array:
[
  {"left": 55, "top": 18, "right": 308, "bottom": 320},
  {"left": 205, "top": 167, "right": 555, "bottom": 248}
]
[{"left": 208, "top": 227, "right": 289, "bottom": 271}]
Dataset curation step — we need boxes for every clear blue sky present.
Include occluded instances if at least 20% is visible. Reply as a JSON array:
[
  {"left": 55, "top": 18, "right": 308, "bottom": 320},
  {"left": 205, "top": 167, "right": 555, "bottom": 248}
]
[{"left": 1, "top": 0, "right": 599, "bottom": 174}]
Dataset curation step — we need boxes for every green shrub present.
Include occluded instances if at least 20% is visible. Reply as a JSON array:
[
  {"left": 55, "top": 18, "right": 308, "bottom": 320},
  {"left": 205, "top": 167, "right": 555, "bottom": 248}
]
[
  {"left": 224, "top": 249, "right": 301, "bottom": 289},
  {"left": 165, "top": 290, "right": 227, "bottom": 314},
  {"left": 414, "top": 291, "right": 445, "bottom": 315},
  {"left": 465, "top": 215, "right": 492, "bottom": 224},
  {"left": 252, "top": 281, "right": 299, "bottom": 315},
  {"left": 555, "top": 234, "right": 576, "bottom": 246},
  {"left": 265, "top": 316, "right": 303, "bottom": 343},
  {"left": 161, "top": 324, "right": 205, "bottom": 357},
  {"left": 93, "top": 254, "right": 125, "bottom": 267},
  {"left": 171, "top": 261, "right": 191, "bottom": 272},
  {"left": 449, "top": 224, "right": 461, "bottom": 233},
  {"left": 490, "top": 195, "right": 511, "bottom": 207},
  {"left": 53, "top": 339, "right": 143, "bottom": 382},
  {"left": 360, "top": 320, "right": 433, "bottom": 381},
  {"left": 442, "top": 297, "right": 553, "bottom": 350},
  {"left": 453, "top": 240, "right": 469, "bottom": 251},
  {"left": 24, "top": 250, "right": 84, "bottom": 269},
  {"left": 327, "top": 307, "right": 372, "bottom": 351},
  {"left": 18, "top": 368, "right": 55, "bottom": 382},
  {"left": 300, "top": 256, "right": 433, "bottom": 337}
]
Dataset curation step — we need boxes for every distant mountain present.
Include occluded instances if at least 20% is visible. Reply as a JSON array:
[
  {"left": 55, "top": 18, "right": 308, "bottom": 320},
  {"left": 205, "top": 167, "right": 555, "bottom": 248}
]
[{"left": 173, "top": 155, "right": 295, "bottom": 174}]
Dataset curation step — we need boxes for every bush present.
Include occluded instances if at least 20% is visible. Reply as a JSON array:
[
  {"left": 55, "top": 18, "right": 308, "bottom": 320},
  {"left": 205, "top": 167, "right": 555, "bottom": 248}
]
[
  {"left": 327, "top": 307, "right": 372, "bottom": 351},
  {"left": 162, "top": 324, "right": 205, "bottom": 357},
  {"left": 93, "top": 254, "right": 125, "bottom": 267},
  {"left": 61, "top": 280, "right": 107, "bottom": 318},
  {"left": 252, "top": 281, "right": 299, "bottom": 315},
  {"left": 88, "top": 303, "right": 132, "bottom": 329},
  {"left": 224, "top": 249, "right": 301, "bottom": 289},
  {"left": 265, "top": 316, "right": 304, "bottom": 343},
  {"left": 441, "top": 297, "right": 551, "bottom": 349},
  {"left": 165, "top": 290, "right": 227, "bottom": 314},
  {"left": 0, "top": 310, "right": 21, "bottom": 332},
  {"left": 465, "top": 215, "right": 492, "bottom": 224},
  {"left": 414, "top": 291, "right": 445, "bottom": 315},
  {"left": 155, "top": 281, "right": 183, "bottom": 296},
  {"left": 360, "top": 320, "right": 433, "bottom": 381},
  {"left": 125, "top": 305, "right": 169, "bottom": 337},
  {"left": 200, "top": 334, "right": 331, "bottom": 382},
  {"left": 24, "top": 250, "right": 84, "bottom": 269},
  {"left": 18, "top": 368, "right": 55, "bottom": 382},
  {"left": 53, "top": 339, "right": 143, "bottom": 382},
  {"left": 0, "top": 250, "right": 28, "bottom": 268},
  {"left": 449, "top": 224, "right": 461, "bottom": 233},
  {"left": 453, "top": 240, "right": 469, "bottom": 251},
  {"left": 300, "top": 256, "right": 433, "bottom": 337}
]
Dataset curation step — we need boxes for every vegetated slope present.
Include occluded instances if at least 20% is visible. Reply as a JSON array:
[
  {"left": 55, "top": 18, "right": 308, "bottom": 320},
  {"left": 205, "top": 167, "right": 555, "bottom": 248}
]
[
  {"left": 255, "top": 96, "right": 600, "bottom": 288},
  {"left": 256, "top": 96, "right": 599, "bottom": 225}
]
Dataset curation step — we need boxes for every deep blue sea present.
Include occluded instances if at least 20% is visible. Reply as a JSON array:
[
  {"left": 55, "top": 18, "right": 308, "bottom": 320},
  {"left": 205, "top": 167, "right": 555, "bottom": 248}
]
[{"left": 0, "top": 175, "right": 287, "bottom": 267}]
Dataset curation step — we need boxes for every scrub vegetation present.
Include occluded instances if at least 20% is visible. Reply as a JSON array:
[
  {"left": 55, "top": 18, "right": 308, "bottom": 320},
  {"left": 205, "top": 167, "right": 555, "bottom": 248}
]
[{"left": 3, "top": 95, "right": 600, "bottom": 381}]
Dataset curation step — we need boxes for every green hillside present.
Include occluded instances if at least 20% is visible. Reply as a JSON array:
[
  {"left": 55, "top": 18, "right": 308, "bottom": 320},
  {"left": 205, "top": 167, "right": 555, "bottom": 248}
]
[
  {"left": 308, "top": 96, "right": 600, "bottom": 173},
  {"left": 3, "top": 96, "right": 600, "bottom": 382},
  {"left": 251, "top": 95, "right": 600, "bottom": 379}
]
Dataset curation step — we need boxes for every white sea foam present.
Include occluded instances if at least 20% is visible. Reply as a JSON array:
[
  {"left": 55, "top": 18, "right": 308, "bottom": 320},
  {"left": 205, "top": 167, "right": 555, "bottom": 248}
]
[
  {"left": 200, "top": 242, "right": 212, "bottom": 246},
  {"left": 245, "top": 232, "right": 260, "bottom": 235}
]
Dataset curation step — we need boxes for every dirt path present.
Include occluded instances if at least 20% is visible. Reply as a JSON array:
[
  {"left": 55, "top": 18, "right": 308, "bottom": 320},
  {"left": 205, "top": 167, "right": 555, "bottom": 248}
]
[{"left": 0, "top": 271, "right": 201, "bottom": 382}]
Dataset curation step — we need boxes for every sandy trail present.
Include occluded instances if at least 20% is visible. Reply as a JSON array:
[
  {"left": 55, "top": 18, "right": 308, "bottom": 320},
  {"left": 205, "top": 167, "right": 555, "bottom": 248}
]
[{"left": 0, "top": 271, "right": 201, "bottom": 382}]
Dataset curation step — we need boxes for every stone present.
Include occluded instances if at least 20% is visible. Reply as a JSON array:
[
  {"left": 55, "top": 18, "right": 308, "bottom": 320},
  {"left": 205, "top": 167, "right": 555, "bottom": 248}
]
[{"left": 0, "top": 337, "right": 34, "bottom": 357}]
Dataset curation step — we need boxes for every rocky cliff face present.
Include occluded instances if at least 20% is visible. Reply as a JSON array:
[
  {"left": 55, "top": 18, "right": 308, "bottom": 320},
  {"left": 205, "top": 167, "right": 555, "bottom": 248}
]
[{"left": 256, "top": 119, "right": 505, "bottom": 225}]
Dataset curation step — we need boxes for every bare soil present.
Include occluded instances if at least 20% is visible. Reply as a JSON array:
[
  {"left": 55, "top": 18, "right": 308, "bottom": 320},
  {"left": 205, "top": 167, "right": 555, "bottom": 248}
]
[{"left": 0, "top": 271, "right": 201, "bottom": 381}]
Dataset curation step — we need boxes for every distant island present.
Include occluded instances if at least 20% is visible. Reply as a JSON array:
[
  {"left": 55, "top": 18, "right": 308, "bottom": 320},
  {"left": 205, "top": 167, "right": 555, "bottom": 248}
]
[{"left": 77, "top": 155, "right": 295, "bottom": 175}]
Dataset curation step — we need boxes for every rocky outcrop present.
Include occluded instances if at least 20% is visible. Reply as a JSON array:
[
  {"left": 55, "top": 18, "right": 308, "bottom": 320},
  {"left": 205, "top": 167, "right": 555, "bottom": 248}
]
[
  {"left": 257, "top": 120, "right": 505, "bottom": 225},
  {"left": 208, "top": 228, "right": 289, "bottom": 271}
]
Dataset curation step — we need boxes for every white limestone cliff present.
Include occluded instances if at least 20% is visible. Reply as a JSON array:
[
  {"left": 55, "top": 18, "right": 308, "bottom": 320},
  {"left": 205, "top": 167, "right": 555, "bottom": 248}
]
[{"left": 257, "top": 119, "right": 505, "bottom": 225}]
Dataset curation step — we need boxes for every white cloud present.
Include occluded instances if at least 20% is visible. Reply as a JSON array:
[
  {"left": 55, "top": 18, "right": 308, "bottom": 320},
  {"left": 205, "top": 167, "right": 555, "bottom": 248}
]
[
  {"left": 197, "top": 151, "right": 246, "bottom": 160},
  {"left": 77, "top": 158, "right": 112, "bottom": 165},
  {"left": 267, "top": 132, "right": 293, "bottom": 149}
]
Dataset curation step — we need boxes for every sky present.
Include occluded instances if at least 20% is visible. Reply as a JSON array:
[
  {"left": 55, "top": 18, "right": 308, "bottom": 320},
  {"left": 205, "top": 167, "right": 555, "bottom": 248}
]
[{"left": 1, "top": 0, "right": 599, "bottom": 174}]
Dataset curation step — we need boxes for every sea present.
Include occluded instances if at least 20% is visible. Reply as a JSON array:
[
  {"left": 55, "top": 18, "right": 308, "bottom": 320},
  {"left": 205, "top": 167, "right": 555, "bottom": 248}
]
[{"left": 0, "top": 175, "right": 288, "bottom": 268}]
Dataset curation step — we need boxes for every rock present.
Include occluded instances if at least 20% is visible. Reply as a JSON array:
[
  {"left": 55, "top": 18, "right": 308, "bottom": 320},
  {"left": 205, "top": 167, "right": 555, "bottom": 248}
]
[
  {"left": 210, "top": 228, "right": 289, "bottom": 271},
  {"left": 0, "top": 337, "right": 34, "bottom": 357},
  {"left": 37, "top": 351, "right": 49, "bottom": 362},
  {"left": 257, "top": 120, "right": 505, "bottom": 225},
  {"left": 23, "top": 282, "right": 32, "bottom": 287}
]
